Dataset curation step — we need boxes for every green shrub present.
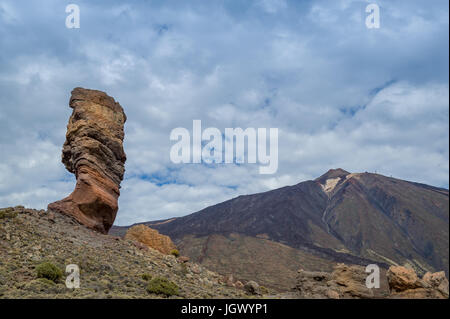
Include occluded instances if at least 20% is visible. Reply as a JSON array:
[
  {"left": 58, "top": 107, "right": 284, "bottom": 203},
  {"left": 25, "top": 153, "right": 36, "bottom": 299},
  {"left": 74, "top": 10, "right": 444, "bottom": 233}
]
[
  {"left": 35, "top": 262, "right": 63, "bottom": 283},
  {"left": 141, "top": 273, "right": 152, "bottom": 281},
  {"left": 146, "top": 277, "right": 179, "bottom": 296},
  {"left": 170, "top": 249, "right": 180, "bottom": 258},
  {"left": 260, "top": 286, "right": 269, "bottom": 294}
]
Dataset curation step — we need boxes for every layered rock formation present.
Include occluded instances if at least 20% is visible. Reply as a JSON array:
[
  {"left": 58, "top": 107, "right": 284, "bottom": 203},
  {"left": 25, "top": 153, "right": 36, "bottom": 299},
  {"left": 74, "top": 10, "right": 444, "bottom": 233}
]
[
  {"left": 387, "top": 266, "right": 449, "bottom": 298},
  {"left": 294, "top": 264, "right": 390, "bottom": 299},
  {"left": 125, "top": 224, "right": 177, "bottom": 255},
  {"left": 294, "top": 264, "right": 449, "bottom": 299},
  {"left": 48, "top": 88, "right": 126, "bottom": 234}
]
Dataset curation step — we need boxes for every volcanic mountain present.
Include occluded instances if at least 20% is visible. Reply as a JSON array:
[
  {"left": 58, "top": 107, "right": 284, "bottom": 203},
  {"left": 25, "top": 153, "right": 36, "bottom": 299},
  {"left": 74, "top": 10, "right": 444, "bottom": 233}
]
[{"left": 112, "top": 169, "right": 449, "bottom": 290}]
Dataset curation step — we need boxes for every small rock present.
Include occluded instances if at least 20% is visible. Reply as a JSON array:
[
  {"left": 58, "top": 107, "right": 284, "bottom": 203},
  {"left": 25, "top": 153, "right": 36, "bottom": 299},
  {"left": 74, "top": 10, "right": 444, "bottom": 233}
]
[
  {"left": 244, "top": 281, "right": 260, "bottom": 295},
  {"left": 326, "top": 290, "right": 340, "bottom": 299},
  {"left": 226, "top": 274, "right": 235, "bottom": 287},
  {"left": 178, "top": 256, "right": 190, "bottom": 263},
  {"left": 132, "top": 241, "right": 149, "bottom": 251},
  {"left": 203, "top": 278, "right": 213, "bottom": 287},
  {"left": 48, "top": 212, "right": 55, "bottom": 223},
  {"left": 235, "top": 281, "right": 244, "bottom": 289},
  {"left": 190, "top": 264, "right": 202, "bottom": 274}
]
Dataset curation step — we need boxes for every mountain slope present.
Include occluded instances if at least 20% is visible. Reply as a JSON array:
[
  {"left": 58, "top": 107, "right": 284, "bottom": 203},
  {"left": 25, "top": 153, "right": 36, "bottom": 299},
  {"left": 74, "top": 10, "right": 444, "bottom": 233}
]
[
  {"left": 322, "top": 171, "right": 448, "bottom": 274},
  {"left": 112, "top": 169, "right": 449, "bottom": 290}
]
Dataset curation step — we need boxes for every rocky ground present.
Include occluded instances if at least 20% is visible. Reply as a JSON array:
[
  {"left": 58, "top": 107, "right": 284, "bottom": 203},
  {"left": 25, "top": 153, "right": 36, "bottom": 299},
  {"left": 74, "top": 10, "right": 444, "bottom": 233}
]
[
  {"left": 1, "top": 206, "right": 448, "bottom": 299},
  {"left": 293, "top": 264, "right": 448, "bottom": 299},
  {"left": 0, "top": 206, "right": 267, "bottom": 299}
]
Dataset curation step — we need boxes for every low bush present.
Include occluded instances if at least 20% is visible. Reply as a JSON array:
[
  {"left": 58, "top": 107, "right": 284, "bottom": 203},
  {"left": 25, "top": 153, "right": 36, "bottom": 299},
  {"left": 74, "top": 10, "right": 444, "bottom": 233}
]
[
  {"left": 141, "top": 273, "right": 152, "bottom": 281},
  {"left": 146, "top": 277, "right": 179, "bottom": 296},
  {"left": 260, "top": 286, "right": 269, "bottom": 294},
  {"left": 35, "top": 262, "right": 63, "bottom": 283},
  {"left": 170, "top": 249, "right": 180, "bottom": 258}
]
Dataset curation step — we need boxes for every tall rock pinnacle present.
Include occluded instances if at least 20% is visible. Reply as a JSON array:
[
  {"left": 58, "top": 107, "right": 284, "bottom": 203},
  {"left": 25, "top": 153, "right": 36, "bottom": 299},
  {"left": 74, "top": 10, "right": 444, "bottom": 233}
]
[{"left": 48, "top": 87, "right": 127, "bottom": 234}]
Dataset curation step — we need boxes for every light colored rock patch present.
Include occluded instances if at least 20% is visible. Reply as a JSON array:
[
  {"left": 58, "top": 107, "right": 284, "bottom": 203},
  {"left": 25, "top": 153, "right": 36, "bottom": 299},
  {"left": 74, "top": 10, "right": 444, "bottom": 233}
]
[
  {"left": 321, "top": 177, "right": 341, "bottom": 194},
  {"left": 345, "top": 173, "right": 362, "bottom": 180}
]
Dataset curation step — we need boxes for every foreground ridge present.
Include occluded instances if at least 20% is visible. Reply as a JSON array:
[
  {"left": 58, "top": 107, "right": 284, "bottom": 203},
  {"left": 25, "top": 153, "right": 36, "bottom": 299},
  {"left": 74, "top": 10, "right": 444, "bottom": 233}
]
[{"left": 0, "top": 206, "right": 253, "bottom": 298}]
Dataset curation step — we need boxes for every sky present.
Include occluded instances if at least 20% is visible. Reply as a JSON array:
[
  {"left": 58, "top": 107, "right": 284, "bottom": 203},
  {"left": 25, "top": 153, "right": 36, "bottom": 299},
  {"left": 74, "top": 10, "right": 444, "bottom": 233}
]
[{"left": 0, "top": 0, "right": 448, "bottom": 226}]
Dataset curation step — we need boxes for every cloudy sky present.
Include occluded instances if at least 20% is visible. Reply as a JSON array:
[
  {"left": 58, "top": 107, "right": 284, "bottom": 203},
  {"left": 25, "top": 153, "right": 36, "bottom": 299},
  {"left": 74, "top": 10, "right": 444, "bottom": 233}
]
[{"left": 0, "top": 0, "right": 448, "bottom": 225}]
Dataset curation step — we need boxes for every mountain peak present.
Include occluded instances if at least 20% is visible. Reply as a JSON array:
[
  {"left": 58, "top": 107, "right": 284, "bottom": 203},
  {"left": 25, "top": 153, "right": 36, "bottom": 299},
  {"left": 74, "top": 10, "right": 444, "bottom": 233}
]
[
  {"left": 315, "top": 168, "right": 350, "bottom": 183},
  {"left": 111, "top": 168, "right": 449, "bottom": 291}
]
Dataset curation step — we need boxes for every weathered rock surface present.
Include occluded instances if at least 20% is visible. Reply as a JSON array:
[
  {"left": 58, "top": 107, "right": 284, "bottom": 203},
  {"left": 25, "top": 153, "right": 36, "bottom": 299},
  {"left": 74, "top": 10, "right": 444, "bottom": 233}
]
[
  {"left": 423, "top": 271, "right": 449, "bottom": 296},
  {"left": 386, "top": 266, "right": 421, "bottom": 292},
  {"left": 177, "top": 256, "right": 190, "bottom": 263},
  {"left": 244, "top": 280, "right": 260, "bottom": 295},
  {"left": 48, "top": 88, "right": 127, "bottom": 234},
  {"left": 294, "top": 264, "right": 449, "bottom": 299},
  {"left": 125, "top": 224, "right": 177, "bottom": 255},
  {"left": 387, "top": 266, "right": 449, "bottom": 299},
  {"left": 294, "top": 264, "right": 390, "bottom": 299},
  {"left": 331, "top": 264, "right": 378, "bottom": 298},
  {"left": 234, "top": 281, "right": 244, "bottom": 289}
]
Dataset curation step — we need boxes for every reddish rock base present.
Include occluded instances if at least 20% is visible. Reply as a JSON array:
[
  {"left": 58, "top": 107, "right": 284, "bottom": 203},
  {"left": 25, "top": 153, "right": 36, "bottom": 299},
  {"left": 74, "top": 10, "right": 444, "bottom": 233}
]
[{"left": 48, "top": 165, "right": 119, "bottom": 234}]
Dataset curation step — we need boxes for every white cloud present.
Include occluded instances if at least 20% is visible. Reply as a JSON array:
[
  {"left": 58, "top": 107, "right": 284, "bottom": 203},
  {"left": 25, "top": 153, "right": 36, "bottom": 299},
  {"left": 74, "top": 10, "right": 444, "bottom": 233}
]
[{"left": 256, "top": 0, "right": 287, "bottom": 14}]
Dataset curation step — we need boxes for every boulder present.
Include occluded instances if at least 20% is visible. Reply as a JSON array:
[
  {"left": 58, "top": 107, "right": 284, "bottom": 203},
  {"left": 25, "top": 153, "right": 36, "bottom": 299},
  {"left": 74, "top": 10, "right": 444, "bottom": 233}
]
[
  {"left": 295, "top": 270, "right": 332, "bottom": 299},
  {"left": 331, "top": 264, "right": 374, "bottom": 298},
  {"left": 294, "top": 264, "right": 390, "bottom": 299},
  {"left": 422, "top": 271, "right": 449, "bottom": 296},
  {"left": 234, "top": 281, "right": 244, "bottom": 289},
  {"left": 387, "top": 266, "right": 449, "bottom": 299},
  {"left": 125, "top": 224, "right": 177, "bottom": 255},
  {"left": 48, "top": 88, "right": 127, "bottom": 234},
  {"left": 387, "top": 266, "right": 421, "bottom": 292},
  {"left": 244, "top": 281, "right": 260, "bottom": 295}
]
